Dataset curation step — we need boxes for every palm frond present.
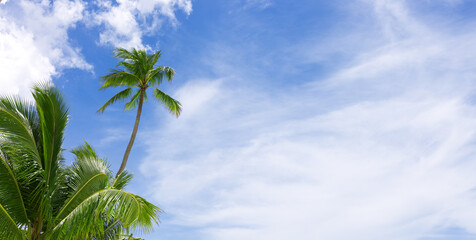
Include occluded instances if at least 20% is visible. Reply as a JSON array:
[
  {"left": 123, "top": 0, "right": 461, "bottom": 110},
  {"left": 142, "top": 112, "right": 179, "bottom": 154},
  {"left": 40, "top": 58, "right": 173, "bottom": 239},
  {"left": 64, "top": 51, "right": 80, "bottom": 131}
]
[
  {"left": 71, "top": 141, "right": 99, "bottom": 160},
  {"left": 98, "top": 88, "right": 133, "bottom": 113},
  {"left": 32, "top": 85, "right": 68, "bottom": 193},
  {"left": 117, "top": 62, "right": 141, "bottom": 79},
  {"left": 111, "top": 170, "right": 133, "bottom": 190},
  {"left": 55, "top": 143, "right": 110, "bottom": 222},
  {"left": 148, "top": 50, "right": 162, "bottom": 69},
  {"left": 0, "top": 96, "right": 41, "bottom": 165},
  {"left": 147, "top": 66, "right": 175, "bottom": 86},
  {"left": 52, "top": 189, "right": 161, "bottom": 239},
  {"left": 0, "top": 203, "right": 24, "bottom": 240},
  {"left": 163, "top": 67, "right": 175, "bottom": 82},
  {"left": 153, "top": 88, "right": 182, "bottom": 117},
  {"left": 0, "top": 151, "right": 29, "bottom": 225},
  {"left": 114, "top": 48, "right": 134, "bottom": 61},
  {"left": 100, "top": 70, "right": 140, "bottom": 89},
  {"left": 124, "top": 89, "right": 142, "bottom": 111},
  {"left": 1, "top": 142, "right": 45, "bottom": 228}
]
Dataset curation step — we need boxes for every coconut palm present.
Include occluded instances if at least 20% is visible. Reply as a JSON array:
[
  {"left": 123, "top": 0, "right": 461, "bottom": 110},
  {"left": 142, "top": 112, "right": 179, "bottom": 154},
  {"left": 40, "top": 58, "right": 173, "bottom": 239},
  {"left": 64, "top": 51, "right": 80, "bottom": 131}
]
[
  {"left": 98, "top": 48, "right": 182, "bottom": 176},
  {"left": 0, "top": 84, "right": 161, "bottom": 240}
]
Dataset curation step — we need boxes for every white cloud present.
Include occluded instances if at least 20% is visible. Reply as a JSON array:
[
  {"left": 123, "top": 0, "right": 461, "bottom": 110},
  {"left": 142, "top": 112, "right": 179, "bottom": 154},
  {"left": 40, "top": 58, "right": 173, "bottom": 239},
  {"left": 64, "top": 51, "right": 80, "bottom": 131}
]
[
  {"left": 242, "top": 0, "right": 272, "bottom": 10},
  {"left": 0, "top": 0, "right": 191, "bottom": 98},
  {"left": 0, "top": 0, "right": 91, "bottom": 98},
  {"left": 0, "top": 17, "right": 55, "bottom": 98},
  {"left": 92, "top": 0, "right": 192, "bottom": 48},
  {"left": 140, "top": 0, "right": 476, "bottom": 240}
]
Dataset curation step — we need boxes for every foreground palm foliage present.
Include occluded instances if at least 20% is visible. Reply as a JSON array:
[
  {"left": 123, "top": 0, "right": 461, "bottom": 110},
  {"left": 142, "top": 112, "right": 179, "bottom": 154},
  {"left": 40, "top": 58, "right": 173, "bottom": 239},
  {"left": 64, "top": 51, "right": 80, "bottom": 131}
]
[
  {"left": 0, "top": 85, "right": 161, "bottom": 240},
  {"left": 98, "top": 48, "right": 182, "bottom": 177}
]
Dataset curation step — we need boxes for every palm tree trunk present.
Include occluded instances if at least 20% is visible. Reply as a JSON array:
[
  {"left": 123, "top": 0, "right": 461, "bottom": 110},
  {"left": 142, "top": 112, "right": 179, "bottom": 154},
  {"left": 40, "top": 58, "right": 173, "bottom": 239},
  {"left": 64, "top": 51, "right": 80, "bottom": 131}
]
[
  {"left": 116, "top": 89, "right": 144, "bottom": 177},
  {"left": 30, "top": 217, "right": 41, "bottom": 240}
]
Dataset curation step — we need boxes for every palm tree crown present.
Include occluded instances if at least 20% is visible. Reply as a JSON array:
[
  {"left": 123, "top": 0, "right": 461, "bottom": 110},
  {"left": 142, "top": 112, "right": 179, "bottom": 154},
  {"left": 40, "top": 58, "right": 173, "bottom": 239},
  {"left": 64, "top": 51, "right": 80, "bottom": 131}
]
[
  {"left": 0, "top": 84, "right": 161, "bottom": 240},
  {"left": 98, "top": 48, "right": 182, "bottom": 176}
]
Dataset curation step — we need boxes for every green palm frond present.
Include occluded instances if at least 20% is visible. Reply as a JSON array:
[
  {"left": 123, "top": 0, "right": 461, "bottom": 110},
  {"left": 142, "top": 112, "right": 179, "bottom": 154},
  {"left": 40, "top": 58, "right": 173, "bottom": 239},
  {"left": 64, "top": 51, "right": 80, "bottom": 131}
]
[
  {"left": 32, "top": 85, "right": 68, "bottom": 194},
  {"left": 147, "top": 66, "right": 175, "bottom": 86},
  {"left": 52, "top": 189, "right": 161, "bottom": 239},
  {"left": 0, "top": 203, "right": 24, "bottom": 240},
  {"left": 114, "top": 48, "right": 134, "bottom": 60},
  {"left": 124, "top": 89, "right": 141, "bottom": 111},
  {"left": 71, "top": 141, "right": 99, "bottom": 160},
  {"left": 101, "top": 70, "right": 140, "bottom": 89},
  {"left": 117, "top": 62, "right": 141, "bottom": 79},
  {"left": 0, "top": 151, "right": 29, "bottom": 225},
  {"left": 0, "top": 96, "right": 41, "bottom": 165},
  {"left": 148, "top": 50, "right": 162, "bottom": 68},
  {"left": 112, "top": 170, "right": 133, "bottom": 190},
  {"left": 153, "top": 88, "right": 182, "bottom": 117},
  {"left": 98, "top": 88, "right": 133, "bottom": 113},
  {"left": 55, "top": 143, "right": 110, "bottom": 222},
  {"left": 163, "top": 66, "right": 175, "bottom": 82},
  {"left": 95, "top": 216, "right": 124, "bottom": 240}
]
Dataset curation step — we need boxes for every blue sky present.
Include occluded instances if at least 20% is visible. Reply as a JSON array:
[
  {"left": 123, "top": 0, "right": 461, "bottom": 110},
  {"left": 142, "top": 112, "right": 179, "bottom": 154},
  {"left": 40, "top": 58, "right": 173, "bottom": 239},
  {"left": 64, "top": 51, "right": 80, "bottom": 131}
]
[{"left": 2, "top": 0, "right": 476, "bottom": 239}]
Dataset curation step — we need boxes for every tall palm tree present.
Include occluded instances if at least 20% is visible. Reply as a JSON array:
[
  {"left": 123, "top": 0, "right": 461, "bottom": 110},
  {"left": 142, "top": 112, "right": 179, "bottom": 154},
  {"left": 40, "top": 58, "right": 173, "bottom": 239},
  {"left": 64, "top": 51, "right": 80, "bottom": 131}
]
[
  {"left": 98, "top": 48, "right": 182, "bottom": 177},
  {"left": 0, "top": 84, "right": 161, "bottom": 240}
]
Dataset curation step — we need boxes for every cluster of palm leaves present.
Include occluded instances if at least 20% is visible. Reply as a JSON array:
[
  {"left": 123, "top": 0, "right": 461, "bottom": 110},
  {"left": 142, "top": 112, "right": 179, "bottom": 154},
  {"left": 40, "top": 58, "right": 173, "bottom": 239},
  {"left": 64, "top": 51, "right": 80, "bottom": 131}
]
[
  {"left": 0, "top": 47, "right": 180, "bottom": 239},
  {"left": 0, "top": 85, "right": 160, "bottom": 239}
]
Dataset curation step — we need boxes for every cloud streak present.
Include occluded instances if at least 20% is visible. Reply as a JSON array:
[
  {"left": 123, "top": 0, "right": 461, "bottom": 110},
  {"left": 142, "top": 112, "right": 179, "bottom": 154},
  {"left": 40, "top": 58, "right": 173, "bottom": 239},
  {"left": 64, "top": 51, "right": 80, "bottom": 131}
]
[{"left": 140, "top": 1, "right": 476, "bottom": 239}]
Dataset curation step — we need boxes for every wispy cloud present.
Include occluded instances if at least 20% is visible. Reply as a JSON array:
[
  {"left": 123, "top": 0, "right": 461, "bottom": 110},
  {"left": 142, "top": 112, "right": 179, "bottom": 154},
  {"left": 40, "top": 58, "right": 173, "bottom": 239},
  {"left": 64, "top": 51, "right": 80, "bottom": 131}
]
[
  {"left": 92, "top": 0, "right": 192, "bottom": 48},
  {"left": 140, "top": 1, "right": 476, "bottom": 239}
]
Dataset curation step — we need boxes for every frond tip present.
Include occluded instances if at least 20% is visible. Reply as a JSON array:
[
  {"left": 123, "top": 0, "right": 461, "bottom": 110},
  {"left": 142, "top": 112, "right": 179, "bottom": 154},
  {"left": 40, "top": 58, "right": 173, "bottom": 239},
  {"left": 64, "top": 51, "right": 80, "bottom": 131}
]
[{"left": 153, "top": 88, "right": 182, "bottom": 117}]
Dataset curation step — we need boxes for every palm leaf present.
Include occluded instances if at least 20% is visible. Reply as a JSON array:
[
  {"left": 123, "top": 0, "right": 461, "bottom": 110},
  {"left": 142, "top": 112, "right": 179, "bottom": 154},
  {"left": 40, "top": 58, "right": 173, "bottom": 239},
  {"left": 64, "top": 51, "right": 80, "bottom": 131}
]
[
  {"left": 55, "top": 143, "right": 110, "bottom": 222},
  {"left": 52, "top": 189, "right": 161, "bottom": 239},
  {"left": 153, "top": 88, "right": 182, "bottom": 117},
  {"left": 163, "top": 66, "right": 175, "bottom": 82},
  {"left": 117, "top": 62, "right": 141, "bottom": 78},
  {"left": 124, "top": 89, "right": 142, "bottom": 111},
  {"left": 0, "top": 151, "right": 29, "bottom": 225},
  {"left": 32, "top": 85, "right": 68, "bottom": 196},
  {"left": 112, "top": 170, "right": 133, "bottom": 190},
  {"left": 114, "top": 48, "right": 134, "bottom": 61},
  {"left": 0, "top": 96, "right": 41, "bottom": 165},
  {"left": 98, "top": 88, "right": 133, "bottom": 113},
  {"left": 148, "top": 50, "right": 162, "bottom": 68},
  {"left": 0, "top": 203, "right": 24, "bottom": 240},
  {"left": 101, "top": 70, "right": 140, "bottom": 89}
]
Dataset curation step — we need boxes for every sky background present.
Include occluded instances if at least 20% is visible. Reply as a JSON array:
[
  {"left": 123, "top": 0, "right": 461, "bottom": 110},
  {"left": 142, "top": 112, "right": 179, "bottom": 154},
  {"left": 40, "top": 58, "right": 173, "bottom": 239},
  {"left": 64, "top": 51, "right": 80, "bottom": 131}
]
[{"left": 2, "top": 0, "right": 476, "bottom": 239}]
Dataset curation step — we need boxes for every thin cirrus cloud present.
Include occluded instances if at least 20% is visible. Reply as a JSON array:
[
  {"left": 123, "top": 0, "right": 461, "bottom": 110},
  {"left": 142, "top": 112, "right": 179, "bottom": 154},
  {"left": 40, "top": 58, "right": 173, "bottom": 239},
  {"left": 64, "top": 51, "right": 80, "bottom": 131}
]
[{"left": 139, "top": 1, "right": 476, "bottom": 240}]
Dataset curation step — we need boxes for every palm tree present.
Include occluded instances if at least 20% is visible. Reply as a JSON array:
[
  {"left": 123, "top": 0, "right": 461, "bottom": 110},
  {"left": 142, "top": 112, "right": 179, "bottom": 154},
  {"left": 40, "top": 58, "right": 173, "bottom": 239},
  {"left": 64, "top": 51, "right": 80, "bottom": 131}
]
[
  {"left": 0, "top": 84, "right": 161, "bottom": 240},
  {"left": 98, "top": 48, "right": 182, "bottom": 177}
]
